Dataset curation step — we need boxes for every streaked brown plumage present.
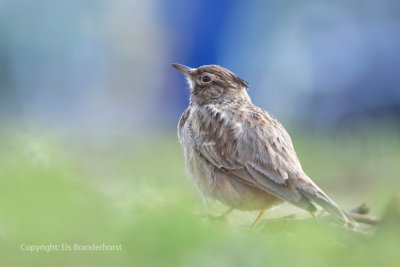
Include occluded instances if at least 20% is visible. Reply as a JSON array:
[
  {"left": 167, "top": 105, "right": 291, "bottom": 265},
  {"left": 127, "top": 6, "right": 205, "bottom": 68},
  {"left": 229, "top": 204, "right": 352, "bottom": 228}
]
[{"left": 172, "top": 63, "right": 351, "bottom": 225}]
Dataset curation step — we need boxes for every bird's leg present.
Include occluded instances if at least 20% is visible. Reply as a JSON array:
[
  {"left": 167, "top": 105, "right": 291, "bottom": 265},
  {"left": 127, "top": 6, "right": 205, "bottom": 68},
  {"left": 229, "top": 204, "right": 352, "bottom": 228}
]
[
  {"left": 251, "top": 210, "right": 265, "bottom": 227},
  {"left": 219, "top": 206, "right": 234, "bottom": 219},
  {"left": 309, "top": 211, "right": 318, "bottom": 224},
  {"left": 203, "top": 207, "right": 234, "bottom": 223}
]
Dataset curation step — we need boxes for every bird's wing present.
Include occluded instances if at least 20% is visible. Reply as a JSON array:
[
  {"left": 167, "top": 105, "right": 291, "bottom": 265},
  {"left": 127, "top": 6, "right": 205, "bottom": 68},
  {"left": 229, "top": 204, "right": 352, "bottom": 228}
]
[{"left": 196, "top": 103, "right": 348, "bottom": 223}]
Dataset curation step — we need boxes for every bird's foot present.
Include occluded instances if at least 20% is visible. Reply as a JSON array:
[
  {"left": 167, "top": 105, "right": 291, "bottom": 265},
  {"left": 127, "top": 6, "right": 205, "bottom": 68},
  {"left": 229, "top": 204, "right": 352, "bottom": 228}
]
[{"left": 201, "top": 207, "right": 234, "bottom": 223}]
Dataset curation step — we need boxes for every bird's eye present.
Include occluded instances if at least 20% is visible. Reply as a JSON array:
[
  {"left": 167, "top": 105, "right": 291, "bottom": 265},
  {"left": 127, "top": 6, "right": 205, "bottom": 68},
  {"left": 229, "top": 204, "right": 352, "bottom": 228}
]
[{"left": 202, "top": 75, "right": 211, "bottom": 83}]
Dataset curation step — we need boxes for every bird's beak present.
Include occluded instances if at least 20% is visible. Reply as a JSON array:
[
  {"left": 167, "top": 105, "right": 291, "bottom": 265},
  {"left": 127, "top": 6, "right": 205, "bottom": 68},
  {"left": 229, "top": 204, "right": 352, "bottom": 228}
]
[{"left": 171, "top": 63, "right": 195, "bottom": 76}]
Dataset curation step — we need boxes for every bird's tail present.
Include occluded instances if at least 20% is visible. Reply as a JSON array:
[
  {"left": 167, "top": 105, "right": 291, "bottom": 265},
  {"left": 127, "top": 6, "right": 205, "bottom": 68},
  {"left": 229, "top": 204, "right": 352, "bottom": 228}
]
[{"left": 296, "top": 176, "right": 354, "bottom": 226}]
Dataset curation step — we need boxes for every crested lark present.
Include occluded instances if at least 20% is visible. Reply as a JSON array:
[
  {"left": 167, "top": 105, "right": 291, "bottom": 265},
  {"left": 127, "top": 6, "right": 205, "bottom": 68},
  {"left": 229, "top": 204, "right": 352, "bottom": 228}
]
[{"left": 172, "top": 63, "right": 351, "bottom": 226}]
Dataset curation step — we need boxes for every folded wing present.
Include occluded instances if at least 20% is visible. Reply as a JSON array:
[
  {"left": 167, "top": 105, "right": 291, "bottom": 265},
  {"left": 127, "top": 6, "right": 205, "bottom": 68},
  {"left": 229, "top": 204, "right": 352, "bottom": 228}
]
[{"left": 196, "top": 103, "right": 349, "bottom": 223}]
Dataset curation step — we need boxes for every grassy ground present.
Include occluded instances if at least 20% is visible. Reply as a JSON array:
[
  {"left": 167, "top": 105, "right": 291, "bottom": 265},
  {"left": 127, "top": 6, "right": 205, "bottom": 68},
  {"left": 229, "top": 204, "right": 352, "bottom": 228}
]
[{"left": 0, "top": 127, "right": 399, "bottom": 266}]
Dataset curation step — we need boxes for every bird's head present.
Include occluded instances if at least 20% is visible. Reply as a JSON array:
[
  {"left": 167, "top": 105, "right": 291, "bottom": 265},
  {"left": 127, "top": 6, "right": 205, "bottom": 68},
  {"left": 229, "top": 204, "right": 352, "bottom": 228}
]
[{"left": 172, "top": 63, "right": 250, "bottom": 104}]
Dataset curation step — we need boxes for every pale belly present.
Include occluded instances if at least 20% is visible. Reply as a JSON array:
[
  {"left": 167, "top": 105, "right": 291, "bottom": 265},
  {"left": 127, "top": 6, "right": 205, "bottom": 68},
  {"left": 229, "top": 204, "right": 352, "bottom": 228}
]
[{"left": 184, "top": 146, "right": 283, "bottom": 211}]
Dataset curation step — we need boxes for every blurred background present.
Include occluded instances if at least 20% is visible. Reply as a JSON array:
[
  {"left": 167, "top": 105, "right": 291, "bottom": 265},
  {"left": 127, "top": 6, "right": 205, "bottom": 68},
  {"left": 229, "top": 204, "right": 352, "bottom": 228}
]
[
  {"left": 1, "top": 0, "right": 400, "bottom": 133},
  {"left": 0, "top": 0, "right": 400, "bottom": 266}
]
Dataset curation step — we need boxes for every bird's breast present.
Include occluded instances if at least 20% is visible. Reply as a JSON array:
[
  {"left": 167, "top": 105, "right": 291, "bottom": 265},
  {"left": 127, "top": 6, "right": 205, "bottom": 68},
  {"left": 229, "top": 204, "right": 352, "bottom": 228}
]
[{"left": 178, "top": 106, "right": 216, "bottom": 199}]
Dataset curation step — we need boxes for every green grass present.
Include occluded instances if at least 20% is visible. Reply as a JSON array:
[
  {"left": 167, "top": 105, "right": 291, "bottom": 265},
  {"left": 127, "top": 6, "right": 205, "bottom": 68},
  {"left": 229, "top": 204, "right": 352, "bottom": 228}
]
[{"left": 0, "top": 127, "right": 399, "bottom": 266}]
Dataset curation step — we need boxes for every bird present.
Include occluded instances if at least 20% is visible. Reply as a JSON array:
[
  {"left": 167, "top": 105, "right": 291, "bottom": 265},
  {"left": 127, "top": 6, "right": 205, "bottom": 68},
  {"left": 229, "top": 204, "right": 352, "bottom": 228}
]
[{"left": 172, "top": 63, "right": 352, "bottom": 226}]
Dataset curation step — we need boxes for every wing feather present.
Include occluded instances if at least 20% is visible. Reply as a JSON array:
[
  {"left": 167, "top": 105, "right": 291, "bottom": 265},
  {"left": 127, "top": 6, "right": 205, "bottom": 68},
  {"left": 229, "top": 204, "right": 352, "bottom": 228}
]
[
  {"left": 195, "top": 102, "right": 350, "bottom": 223},
  {"left": 195, "top": 103, "right": 315, "bottom": 211}
]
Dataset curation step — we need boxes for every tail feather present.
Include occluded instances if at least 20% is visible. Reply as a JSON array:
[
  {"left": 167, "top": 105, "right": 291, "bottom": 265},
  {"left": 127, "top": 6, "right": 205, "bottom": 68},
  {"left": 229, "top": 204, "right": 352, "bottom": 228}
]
[{"left": 295, "top": 177, "right": 352, "bottom": 225}]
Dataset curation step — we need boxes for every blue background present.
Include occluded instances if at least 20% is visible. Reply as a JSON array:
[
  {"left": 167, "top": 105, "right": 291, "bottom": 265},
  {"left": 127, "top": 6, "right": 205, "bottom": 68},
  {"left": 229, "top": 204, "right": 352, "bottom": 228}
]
[{"left": 0, "top": 0, "right": 399, "bottom": 135}]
